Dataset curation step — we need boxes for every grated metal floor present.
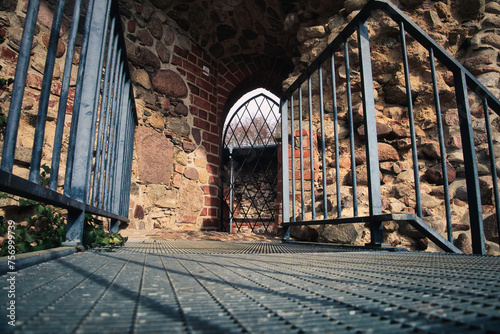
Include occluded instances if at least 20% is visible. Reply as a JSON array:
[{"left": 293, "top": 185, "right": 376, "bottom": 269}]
[{"left": 1, "top": 241, "right": 500, "bottom": 333}]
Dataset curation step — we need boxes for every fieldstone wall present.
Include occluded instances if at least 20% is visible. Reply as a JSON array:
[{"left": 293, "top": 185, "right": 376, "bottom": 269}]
[{"left": 282, "top": 0, "right": 500, "bottom": 254}]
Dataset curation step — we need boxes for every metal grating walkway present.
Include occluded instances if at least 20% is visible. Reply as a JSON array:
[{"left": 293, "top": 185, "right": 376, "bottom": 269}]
[{"left": 1, "top": 241, "right": 500, "bottom": 333}]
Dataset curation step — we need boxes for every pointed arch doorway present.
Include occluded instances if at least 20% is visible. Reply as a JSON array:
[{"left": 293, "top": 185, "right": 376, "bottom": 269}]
[{"left": 221, "top": 89, "right": 280, "bottom": 234}]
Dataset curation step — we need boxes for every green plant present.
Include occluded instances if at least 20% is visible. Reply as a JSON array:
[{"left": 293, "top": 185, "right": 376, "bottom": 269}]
[
  {"left": 39, "top": 164, "right": 51, "bottom": 187},
  {"left": 0, "top": 203, "right": 66, "bottom": 256},
  {"left": 83, "top": 214, "right": 127, "bottom": 247},
  {"left": 0, "top": 192, "right": 128, "bottom": 256}
]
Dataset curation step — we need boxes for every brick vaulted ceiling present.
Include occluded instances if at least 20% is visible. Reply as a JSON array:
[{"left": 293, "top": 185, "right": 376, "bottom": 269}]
[{"left": 128, "top": 0, "right": 346, "bottom": 60}]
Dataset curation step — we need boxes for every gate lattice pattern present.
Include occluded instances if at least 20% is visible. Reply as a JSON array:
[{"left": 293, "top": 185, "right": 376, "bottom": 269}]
[{"left": 221, "top": 93, "right": 280, "bottom": 233}]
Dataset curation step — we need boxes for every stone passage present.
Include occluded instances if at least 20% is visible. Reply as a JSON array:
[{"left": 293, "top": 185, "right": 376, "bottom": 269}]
[{"left": 1, "top": 241, "right": 500, "bottom": 333}]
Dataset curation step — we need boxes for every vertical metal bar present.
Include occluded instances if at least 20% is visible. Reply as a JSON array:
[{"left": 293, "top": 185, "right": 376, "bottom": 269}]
[
  {"left": 29, "top": 0, "right": 66, "bottom": 183},
  {"left": 118, "top": 110, "right": 129, "bottom": 216},
  {"left": 290, "top": 94, "right": 296, "bottom": 222},
  {"left": 345, "top": 41, "right": 358, "bottom": 216},
  {"left": 281, "top": 98, "right": 290, "bottom": 240},
  {"left": 358, "top": 20, "right": 383, "bottom": 245},
  {"left": 64, "top": 0, "right": 96, "bottom": 195},
  {"left": 229, "top": 147, "right": 234, "bottom": 234},
  {"left": 64, "top": 0, "right": 110, "bottom": 245},
  {"left": 483, "top": 99, "right": 500, "bottom": 247},
  {"left": 92, "top": 16, "right": 117, "bottom": 206},
  {"left": 319, "top": 64, "right": 328, "bottom": 219},
  {"left": 108, "top": 63, "right": 125, "bottom": 212},
  {"left": 331, "top": 51, "right": 342, "bottom": 218},
  {"left": 430, "top": 48, "right": 452, "bottom": 241},
  {"left": 308, "top": 76, "right": 315, "bottom": 221},
  {"left": 454, "top": 70, "right": 485, "bottom": 255},
  {"left": 124, "top": 110, "right": 135, "bottom": 216},
  {"left": 299, "top": 87, "right": 305, "bottom": 218},
  {"left": 121, "top": 115, "right": 132, "bottom": 217},
  {"left": 99, "top": 33, "right": 119, "bottom": 207},
  {"left": 111, "top": 76, "right": 130, "bottom": 215},
  {"left": 85, "top": 0, "right": 113, "bottom": 204},
  {"left": 104, "top": 49, "right": 123, "bottom": 211},
  {"left": 120, "top": 105, "right": 133, "bottom": 217},
  {"left": 1, "top": 0, "right": 40, "bottom": 172},
  {"left": 400, "top": 22, "right": 422, "bottom": 218},
  {"left": 123, "top": 103, "right": 134, "bottom": 216},
  {"left": 50, "top": 0, "right": 82, "bottom": 190}
]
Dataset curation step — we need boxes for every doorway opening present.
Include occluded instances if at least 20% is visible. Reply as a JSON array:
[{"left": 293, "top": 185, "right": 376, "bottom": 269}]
[{"left": 220, "top": 89, "right": 280, "bottom": 234}]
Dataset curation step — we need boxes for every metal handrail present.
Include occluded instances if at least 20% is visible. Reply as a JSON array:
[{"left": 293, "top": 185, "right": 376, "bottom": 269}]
[
  {"left": 280, "top": 0, "right": 500, "bottom": 254},
  {"left": 0, "top": 0, "right": 136, "bottom": 245}
]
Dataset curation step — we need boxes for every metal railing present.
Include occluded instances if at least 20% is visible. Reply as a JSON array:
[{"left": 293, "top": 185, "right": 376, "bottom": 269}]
[
  {"left": 280, "top": 0, "right": 500, "bottom": 254},
  {"left": 0, "top": 0, "right": 136, "bottom": 245}
]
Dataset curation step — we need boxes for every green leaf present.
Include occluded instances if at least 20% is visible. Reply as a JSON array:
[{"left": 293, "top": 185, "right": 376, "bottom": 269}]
[
  {"left": 24, "top": 231, "right": 37, "bottom": 243},
  {"left": 17, "top": 241, "right": 33, "bottom": 253},
  {"left": 102, "top": 237, "right": 111, "bottom": 246},
  {"left": 35, "top": 204, "right": 45, "bottom": 214},
  {"left": 18, "top": 198, "right": 35, "bottom": 207},
  {"left": 33, "top": 244, "right": 47, "bottom": 251}
]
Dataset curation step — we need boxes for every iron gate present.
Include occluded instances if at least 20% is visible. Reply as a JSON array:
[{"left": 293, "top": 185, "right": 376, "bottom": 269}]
[{"left": 221, "top": 92, "right": 280, "bottom": 233}]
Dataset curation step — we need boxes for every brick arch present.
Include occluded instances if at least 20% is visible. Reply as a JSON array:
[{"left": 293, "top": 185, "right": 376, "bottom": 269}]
[{"left": 218, "top": 54, "right": 293, "bottom": 124}]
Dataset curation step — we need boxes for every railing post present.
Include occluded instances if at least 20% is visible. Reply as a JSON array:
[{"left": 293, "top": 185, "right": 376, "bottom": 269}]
[
  {"left": 358, "top": 21, "right": 384, "bottom": 246},
  {"left": 281, "top": 98, "right": 290, "bottom": 240},
  {"left": 64, "top": 0, "right": 111, "bottom": 245},
  {"left": 455, "top": 70, "right": 485, "bottom": 255}
]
